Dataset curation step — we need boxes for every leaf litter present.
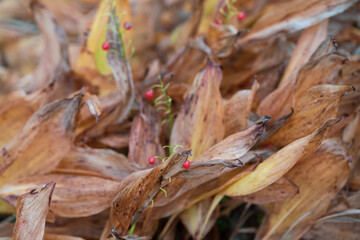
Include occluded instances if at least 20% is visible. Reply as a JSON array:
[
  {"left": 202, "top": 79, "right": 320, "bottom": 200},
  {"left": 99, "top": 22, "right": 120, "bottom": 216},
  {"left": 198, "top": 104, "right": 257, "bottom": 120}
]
[{"left": 0, "top": 0, "right": 359, "bottom": 239}]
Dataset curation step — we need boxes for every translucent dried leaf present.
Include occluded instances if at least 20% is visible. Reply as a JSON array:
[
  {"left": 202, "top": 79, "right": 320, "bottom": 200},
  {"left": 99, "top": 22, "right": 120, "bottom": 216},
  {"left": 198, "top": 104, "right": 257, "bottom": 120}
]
[
  {"left": 57, "top": 147, "right": 137, "bottom": 181},
  {"left": 13, "top": 182, "right": 56, "bottom": 240},
  {"left": 223, "top": 118, "right": 341, "bottom": 196},
  {"left": 29, "top": 1, "right": 70, "bottom": 92},
  {"left": 236, "top": 0, "right": 357, "bottom": 47},
  {"left": 256, "top": 139, "right": 351, "bottom": 239},
  {"left": 0, "top": 90, "right": 36, "bottom": 146},
  {"left": 110, "top": 151, "right": 189, "bottom": 235},
  {"left": 0, "top": 174, "right": 121, "bottom": 217},
  {"left": 224, "top": 81, "right": 259, "bottom": 137},
  {"left": 0, "top": 93, "right": 83, "bottom": 187},
  {"left": 170, "top": 58, "right": 224, "bottom": 160},
  {"left": 236, "top": 177, "right": 299, "bottom": 204},
  {"left": 128, "top": 103, "right": 165, "bottom": 168},
  {"left": 279, "top": 19, "right": 328, "bottom": 86},
  {"left": 267, "top": 84, "right": 353, "bottom": 146}
]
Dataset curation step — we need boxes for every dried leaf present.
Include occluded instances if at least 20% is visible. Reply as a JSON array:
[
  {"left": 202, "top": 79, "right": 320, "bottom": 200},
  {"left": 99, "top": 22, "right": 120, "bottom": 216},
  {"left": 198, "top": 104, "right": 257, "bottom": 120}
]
[
  {"left": 256, "top": 138, "right": 351, "bottom": 239},
  {"left": 29, "top": 2, "right": 70, "bottom": 92},
  {"left": 279, "top": 19, "right": 328, "bottom": 86},
  {"left": 0, "top": 174, "right": 121, "bottom": 217},
  {"left": 267, "top": 84, "right": 353, "bottom": 146},
  {"left": 236, "top": 177, "right": 299, "bottom": 204},
  {"left": 223, "top": 118, "right": 341, "bottom": 196},
  {"left": 128, "top": 103, "right": 165, "bottom": 168},
  {"left": 224, "top": 81, "right": 259, "bottom": 137},
  {"left": 110, "top": 151, "right": 189, "bottom": 235},
  {"left": 170, "top": 58, "right": 224, "bottom": 159},
  {"left": 0, "top": 90, "right": 36, "bottom": 146},
  {"left": 13, "top": 181, "right": 56, "bottom": 240},
  {"left": 57, "top": 147, "right": 137, "bottom": 181},
  {"left": 236, "top": 0, "right": 357, "bottom": 47},
  {"left": 0, "top": 93, "right": 83, "bottom": 187}
]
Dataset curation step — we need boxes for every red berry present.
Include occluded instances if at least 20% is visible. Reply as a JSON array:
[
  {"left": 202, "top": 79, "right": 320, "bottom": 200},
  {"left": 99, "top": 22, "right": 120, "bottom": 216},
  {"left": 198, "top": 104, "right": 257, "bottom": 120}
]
[
  {"left": 124, "top": 21, "right": 132, "bottom": 30},
  {"left": 214, "top": 19, "right": 222, "bottom": 25},
  {"left": 237, "top": 11, "right": 246, "bottom": 21},
  {"left": 145, "top": 89, "right": 154, "bottom": 99},
  {"left": 102, "top": 42, "right": 110, "bottom": 51},
  {"left": 148, "top": 156, "right": 155, "bottom": 164},
  {"left": 183, "top": 160, "right": 191, "bottom": 169}
]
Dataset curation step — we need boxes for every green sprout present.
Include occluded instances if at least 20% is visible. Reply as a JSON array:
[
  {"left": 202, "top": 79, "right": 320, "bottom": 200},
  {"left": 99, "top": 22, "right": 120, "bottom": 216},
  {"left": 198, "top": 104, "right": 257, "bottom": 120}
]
[
  {"left": 152, "top": 77, "right": 174, "bottom": 134},
  {"left": 105, "top": 0, "right": 135, "bottom": 60},
  {"left": 128, "top": 221, "right": 136, "bottom": 235},
  {"left": 219, "top": 0, "right": 241, "bottom": 24}
]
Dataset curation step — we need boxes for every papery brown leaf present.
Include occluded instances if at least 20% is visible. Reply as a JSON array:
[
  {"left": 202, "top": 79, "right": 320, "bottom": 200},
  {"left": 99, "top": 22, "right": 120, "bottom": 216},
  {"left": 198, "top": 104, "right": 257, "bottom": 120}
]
[
  {"left": 57, "top": 147, "right": 137, "bottom": 181},
  {"left": 0, "top": 174, "right": 121, "bottom": 217},
  {"left": 0, "top": 93, "right": 83, "bottom": 187},
  {"left": 194, "top": 116, "right": 270, "bottom": 164},
  {"left": 309, "top": 35, "right": 338, "bottom": 61},
  {"left": 28, "top": 1, "right": 70, "bottom": 93},
  {"left": 293, "top": 54, "right": 347, "bottom": 101},
  {"left": 109, "top": 151, "right": 189, "bottom": 235},
  {"left": 223, "top": 118, "right": 341, "bottom": 197},
  {"left": 342, "top": 106, "right": 360, "bottom": 158},
  {"left": 236, "top": 177, "right": 299, "bottom": 204},
  {"left": 206, "top": 24, "right": 242, "bottom": 58},
  {"left": 166, "top": 43, "right": 207, "bottom": 85},
  {"left": 267, "top": 84, "right": 353, "bottom": 146},
  {"left": 13, "top": 181, "right": 56, "bottom": 240},
  {"left": 0, "top": 90, "right": 37, "bottom": 146},
  {"left": 221, "top": 38, "right": 292, "bottom": 94},
  {"left": 304, "top": 221, "right": 360, "bottom": 240},
  {"left": 256, "top": 138, "right": 351, "bottom": 240},
  {"left": 170, "top": 58, "right": 224, "bottom": 160},
  {"left": 257, "top": 53, "right": 347, "bottom": 122},
  {"left": 278, "top": 19, "right": 328, "bottom": 86},
  {"left": 173, "top": 0, "right": 203, "bottom": 51},
  {"left": 224, "top": 81, "right": 259, "bottom": 137},
  {"left": 128, "top": 103, "right": 165, "bottom": 168},
  {"left": 236, "top": 0, "right": 357, "bottom": 47}
]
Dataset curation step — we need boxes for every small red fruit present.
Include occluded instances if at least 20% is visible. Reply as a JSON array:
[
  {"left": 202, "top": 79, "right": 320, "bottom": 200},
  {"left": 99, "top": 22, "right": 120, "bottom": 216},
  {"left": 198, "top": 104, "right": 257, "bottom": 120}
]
[
  {"left": 183, "top": 160, "right": 191, "bottom": 169},
  {"left": 124, "top": 21, "right": 132, "bottom": 30},
  {"left": 214, "top": 19, "right": 222, "bottom": 25},
  {"left": 148, "top": 156, "right": 155, "bottom": 164},
  {"left": 102, "top": 42, "right": 110, "bottom": 51},
  {"left": 237, "top": 11, "right": 246, "bottom": 21},
  {"left": 145, "top": 89, "right": 154, "bottom": 99}
]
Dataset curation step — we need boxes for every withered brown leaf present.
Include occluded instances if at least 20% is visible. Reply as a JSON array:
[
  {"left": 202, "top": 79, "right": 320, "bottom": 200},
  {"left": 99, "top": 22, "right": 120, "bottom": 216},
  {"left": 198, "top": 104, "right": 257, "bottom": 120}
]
[
  {"left": 13, "top": 182, "right": 56, "bottom": 240},
  {"left": 0, "top": 93, "right": 83, "bottom": 187}
]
